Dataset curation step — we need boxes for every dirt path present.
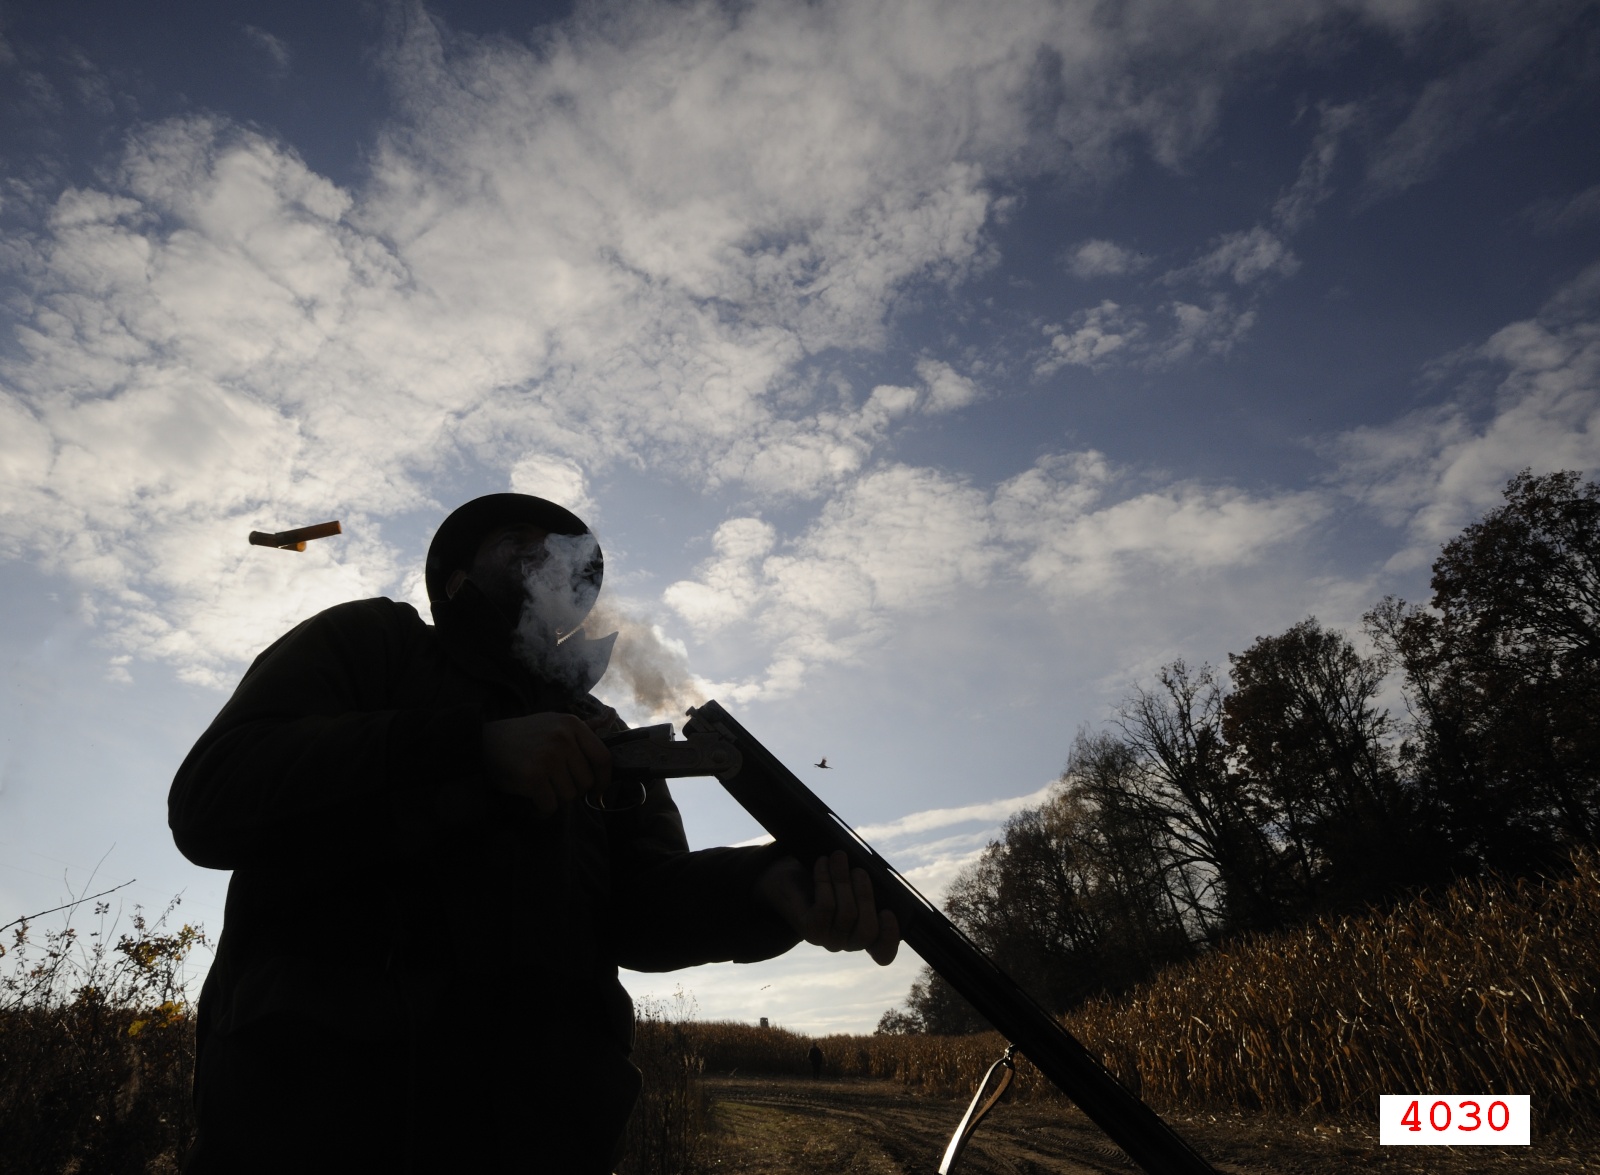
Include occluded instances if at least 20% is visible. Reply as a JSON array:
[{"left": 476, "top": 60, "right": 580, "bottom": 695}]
[{"left": 697, "top": 1076, "right": 1596, "bottom": 1174}]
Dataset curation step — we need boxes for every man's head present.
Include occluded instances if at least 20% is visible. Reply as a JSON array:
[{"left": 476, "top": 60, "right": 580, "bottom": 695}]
[
  {"left": 445, "top": 521, "right": 552, "bottom": 618},
  {"left": 425, "top": 494, "right": 602, "bottom": 633}
]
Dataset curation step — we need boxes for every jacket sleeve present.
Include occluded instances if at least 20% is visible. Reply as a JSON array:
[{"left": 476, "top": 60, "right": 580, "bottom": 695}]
[
  {"left": 168, "top": 598, "right": 487, "bottom": 870},
  {"left": 602, "top": 780, "right": 800, "bottom": 970}
]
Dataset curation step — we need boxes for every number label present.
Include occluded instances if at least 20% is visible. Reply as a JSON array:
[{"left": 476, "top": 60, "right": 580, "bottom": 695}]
[{"left": 1379, "top": 1096, "right": 1530, "bottom": 1146}]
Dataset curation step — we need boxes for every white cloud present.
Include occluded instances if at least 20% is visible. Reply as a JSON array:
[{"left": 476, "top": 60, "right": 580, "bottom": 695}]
[
  {"left": 1065, "top": 238, "right": 1151, "bottom": 278},
  {"left": 728, "top": 781, "right": 1058, "bottom": 931},
  {"left": 664, "top": 518, "right": 776, "bottom": 634},
  {"left": 1039, "top": 293, "right": 1258, "bottom": 374},
  {"left": 914, "top": 358, "right": 980, "bottom": 413},
  {"left": 1038, "top": 300, "right": 1147, "bottom": 373},
  {"left": 1362, "top": 1, "right": 1586, "bottom": 201},
  {"left": 242, "top": 25, "right": 291, "bottom": 75},
  {"left": 1333, "top": 261, "right": 1600, "bottom": 569},
  {"left": 1523, "top": 183, "right": 1600, "bottom": 235},
  {"left": 665, "top": 452, "right": 1323, "bottom": 697},
  {"left": 753, "top": 464, "right": 998, "bottom": 693},
  {"left": 788, "top": 466, "right": 998, "bottom": 614},
  {"left": 865, "top": 384, "right": 920, "bottom": 421},
  {"left": 1273, "top": 102, "right": 1360, "bottom": 233},
  {"left": 994, "top": 453, "right": 1326, "bottom": 596},
  {"left": 1161, "top": 296, "right": 1257, "bottom": 363},
  {"left": 510, "top": 454, "right": 595, "bottom": 519},
  {"left": 667, "top": 464, "right": 995, "bottom": 695},
  {"left": 1177, "top": 226, "right": 1299, "bottom": 286},
  {"left": 4, "top": 14, "right": 1019, "bottom": 679},
  {"left": 854, "top": 782, "right": 1056, "bottom": 842}
]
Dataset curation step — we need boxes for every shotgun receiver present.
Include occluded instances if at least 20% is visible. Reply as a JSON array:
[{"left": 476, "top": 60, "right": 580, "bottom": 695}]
[{"left": 607, "top": 701, "right": 1219, "bottom": 1175}]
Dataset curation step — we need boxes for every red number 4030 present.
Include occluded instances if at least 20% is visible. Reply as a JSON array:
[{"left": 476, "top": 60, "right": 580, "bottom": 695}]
[{"left": 1400, "top": 1099, "right": 1511, "bottom": 1131}]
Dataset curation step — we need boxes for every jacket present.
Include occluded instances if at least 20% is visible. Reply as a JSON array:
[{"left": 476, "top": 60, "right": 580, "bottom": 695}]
[{"left": 169, "top": 590, "right": 796, "bottom": 1167}]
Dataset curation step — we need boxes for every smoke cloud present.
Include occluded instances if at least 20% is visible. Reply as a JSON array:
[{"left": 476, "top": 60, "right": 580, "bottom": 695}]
[
  {"left": 510, "top": 531, "right": 606, "bottom": 695},
  {"left": 521, "top": 532, "right": 602, "bottom": 640},
  {"left": 505, "top": 531, "right": 703, "bottom": 717},
  {"left": 584, "top": 600, "right": 706, "bottom": 720}
]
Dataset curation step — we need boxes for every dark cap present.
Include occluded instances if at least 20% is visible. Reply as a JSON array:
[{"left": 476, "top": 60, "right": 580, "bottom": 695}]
[{"left": 425, "top": 493, "right": 601, "bottom": 603}]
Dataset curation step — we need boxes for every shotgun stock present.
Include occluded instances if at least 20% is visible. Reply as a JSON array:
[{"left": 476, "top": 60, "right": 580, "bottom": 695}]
[{"left": 676, "top": 699, "right": 1220, "bottom": 1175}]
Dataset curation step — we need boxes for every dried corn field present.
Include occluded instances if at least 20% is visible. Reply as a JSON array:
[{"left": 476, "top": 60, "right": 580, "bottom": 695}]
[
  {"left": 689, "top": 853, "right": 1600, "bottom": 1124},
  {"left": 1063, "top": 852, "right": 1600, "bottom": 1119}
]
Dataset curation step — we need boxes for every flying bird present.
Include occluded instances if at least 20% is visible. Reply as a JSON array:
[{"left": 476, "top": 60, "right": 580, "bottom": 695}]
[{"left": 815, "top": 757, "right": 831, "bottom": 769}]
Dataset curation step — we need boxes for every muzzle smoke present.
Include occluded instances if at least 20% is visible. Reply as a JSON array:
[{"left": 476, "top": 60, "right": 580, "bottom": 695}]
[
  {"left": 583, "top": 600, "right": 706, "bottom": 718},
  {"left": 507, "top": 531, "right": 703, "bottom": 715}
]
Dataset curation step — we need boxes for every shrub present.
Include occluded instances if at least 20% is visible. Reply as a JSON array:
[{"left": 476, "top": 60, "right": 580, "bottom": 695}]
[
  {"left": 0, "top": 896, "right": 205, "bottom": 1175},
  {"left": 618, "top": 992, "right": 716, "bottom": 1174}
]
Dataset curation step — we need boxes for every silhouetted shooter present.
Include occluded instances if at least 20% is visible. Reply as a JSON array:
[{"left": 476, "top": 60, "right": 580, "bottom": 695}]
[{"left": 170, "top": 494, "right": 899, "bottom": 1173}]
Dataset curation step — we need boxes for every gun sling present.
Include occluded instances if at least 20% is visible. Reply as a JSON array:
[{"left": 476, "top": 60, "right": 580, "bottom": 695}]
[{"left": 939, "top": 1045, "right": 1017, "bottom": 1173}]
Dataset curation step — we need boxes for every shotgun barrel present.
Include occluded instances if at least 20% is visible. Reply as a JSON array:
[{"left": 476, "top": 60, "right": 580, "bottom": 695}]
[{"left": 681, "top": 699, "right": 1220, "bottom": 1175}]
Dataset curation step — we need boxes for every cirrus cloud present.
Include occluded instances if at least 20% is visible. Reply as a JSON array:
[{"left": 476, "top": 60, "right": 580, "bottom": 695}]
[{"left": 1333, "top": 261, "right": 1600, "bottom": 570}]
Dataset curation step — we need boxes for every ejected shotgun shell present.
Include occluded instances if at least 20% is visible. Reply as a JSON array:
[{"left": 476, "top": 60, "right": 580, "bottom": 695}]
[{"left": 247, "top": 520, "right": 343, "bottom": 551}]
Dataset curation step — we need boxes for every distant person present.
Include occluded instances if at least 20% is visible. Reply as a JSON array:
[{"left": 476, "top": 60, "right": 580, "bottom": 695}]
[
  {"left": 169, "top": 493, "right": 900, "bottom": 1174},
  {"left": 808, "top": 1042, "right": 824, "bottom": 1080}
]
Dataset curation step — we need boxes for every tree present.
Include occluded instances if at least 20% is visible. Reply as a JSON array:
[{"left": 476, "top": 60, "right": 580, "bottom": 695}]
[
  {"left": 873, "top": 1006, "right": 923, "bottom": 1035},
  {"left": 880, "top": 772, "right": 1197, "bottom": 1033},
  {"left": 945, "top": 791, "right": 1100, "bottom": 1006},
  {"left": 1099, "top": 662, "right": 1289, "bottom": 936},
  {"left": 1369, "top": 469, "right": 1600, "bottom": 872},
  {"left": 1433, "top": 469, "right": 1600, "bottom": 666},
  {"left": 943, "top": 782, "right": 1190, "bottom": 1011},
  {"left": 900, "top": 965, "right": 989, "bottom": 1036},
  {"left": 1222, "top": 618, "right": 1438, "bottom": 912}
]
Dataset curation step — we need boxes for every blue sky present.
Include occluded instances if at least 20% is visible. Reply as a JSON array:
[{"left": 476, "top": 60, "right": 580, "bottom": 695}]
[{"left": 2, "top": 0, "right": 1598, "bottom": 1033}]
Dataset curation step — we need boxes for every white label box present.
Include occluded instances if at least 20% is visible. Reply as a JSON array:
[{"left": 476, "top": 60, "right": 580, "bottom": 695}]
[{"left": 1379, "top": 1095, "right": 1531, "bottom": 1145}]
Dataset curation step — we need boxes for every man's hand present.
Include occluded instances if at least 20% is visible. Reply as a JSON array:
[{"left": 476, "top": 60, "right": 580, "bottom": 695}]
[
  {"left": 577, "top": 701, "right": 627, "bottom": 738},
  {"left": 482, "top": 713, "right": 612, "bottom": 816},
  {"left": 759, "top": 850, "right": 900, "bottom": 966}
]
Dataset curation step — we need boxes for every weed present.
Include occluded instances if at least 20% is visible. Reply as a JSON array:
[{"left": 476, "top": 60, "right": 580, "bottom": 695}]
[{"left": 0, "top": 895, "right": 207, "bottom": 1174}]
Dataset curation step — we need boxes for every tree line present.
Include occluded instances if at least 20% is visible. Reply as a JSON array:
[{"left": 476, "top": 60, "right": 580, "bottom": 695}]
[{"left": 879, "top": 470, "right": 1600, "bottom": 1035}]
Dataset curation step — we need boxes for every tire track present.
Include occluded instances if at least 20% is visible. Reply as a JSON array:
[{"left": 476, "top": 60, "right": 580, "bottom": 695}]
[
  {"left": 703, "top": 1078, "right": 1160, "bottom": 1174},
  {"left": 698, "top": 1077, "right": 1596, "bottom": 1174}
]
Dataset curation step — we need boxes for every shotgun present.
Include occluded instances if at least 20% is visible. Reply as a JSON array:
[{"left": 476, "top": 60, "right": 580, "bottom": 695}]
[{"left": 604, "top": 701, "right": 1220, "bottom": 1175}]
